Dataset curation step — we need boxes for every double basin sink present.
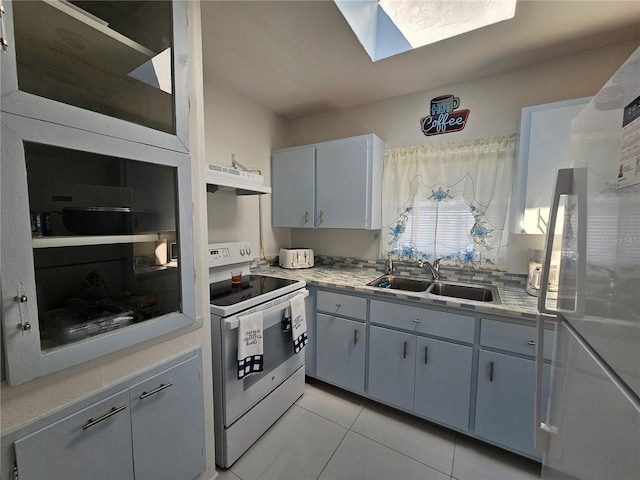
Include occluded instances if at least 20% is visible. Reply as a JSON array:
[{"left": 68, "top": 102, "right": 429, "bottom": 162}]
[{"left": 366, "top": 274, "right": 501, "bottom": 304}]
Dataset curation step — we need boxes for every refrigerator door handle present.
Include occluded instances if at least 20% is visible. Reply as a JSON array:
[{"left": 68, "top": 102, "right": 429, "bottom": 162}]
[
  {"left": 534, "top": 313, "right": 554, "bottom": 453},
  {"left": 538, "top": 169, "right": 570, "bottom": 316},
  {"left": 538, "top": 167, "right": 588, "bottom": 316},
  {"left": 534, "top": 167, "right": 588, "bottom": 454}
]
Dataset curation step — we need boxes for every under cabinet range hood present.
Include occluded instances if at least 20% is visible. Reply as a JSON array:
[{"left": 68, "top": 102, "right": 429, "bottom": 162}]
[{"left": 205, "top": 163, "right": 271, "bottom": 195}]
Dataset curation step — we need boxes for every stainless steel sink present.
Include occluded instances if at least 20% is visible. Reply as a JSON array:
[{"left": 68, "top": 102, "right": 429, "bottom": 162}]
[
  {"left": 427, "top": 281, "right": 501, "bottom": 304},
  {"left": 366, "top": 275, "right": 430, "bottom": 292}
]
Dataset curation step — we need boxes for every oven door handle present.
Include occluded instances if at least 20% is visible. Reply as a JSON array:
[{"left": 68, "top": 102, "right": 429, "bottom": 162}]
[{"left": 224, "top": 289, "right": 309, "bottom": 331}]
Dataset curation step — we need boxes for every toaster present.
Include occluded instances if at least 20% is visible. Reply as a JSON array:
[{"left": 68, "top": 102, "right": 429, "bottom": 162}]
[{"left": 279, "top": 248, "right": 314, "bottom": 269}]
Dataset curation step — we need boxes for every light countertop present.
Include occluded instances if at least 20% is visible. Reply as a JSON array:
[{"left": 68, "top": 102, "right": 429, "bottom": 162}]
[{"left": 252, "top": 264, "right": 540, "bottom": 321}]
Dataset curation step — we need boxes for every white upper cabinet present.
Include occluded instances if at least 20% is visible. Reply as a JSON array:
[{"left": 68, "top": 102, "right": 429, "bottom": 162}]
[
  {"left": 272, "top": 134, "right": 384, "bottom": 230},
  {"left": 0, "top": 1, "right": 195, "bottom": 386},
  {"left": 1, "top": 0, "right": 189, "bottom": 152},
  {"left": 510, "top": 98, "right": 590, "bottom": 234},
  {"left": 271, "top": 145, "right": 316, "bottom": 228}
]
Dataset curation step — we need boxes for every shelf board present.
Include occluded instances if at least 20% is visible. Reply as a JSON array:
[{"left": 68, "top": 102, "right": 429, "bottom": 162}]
[
  {"left": 13, "top": 0, "right": 157, "bottom": 100},
  {"left": 32, "top": 234, "right": 159, "bottom": 249}
]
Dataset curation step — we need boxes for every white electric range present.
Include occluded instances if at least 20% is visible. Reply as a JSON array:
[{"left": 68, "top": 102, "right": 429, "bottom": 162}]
[{"left": 208, "top": 242, "right": 307, "bottom": 468}]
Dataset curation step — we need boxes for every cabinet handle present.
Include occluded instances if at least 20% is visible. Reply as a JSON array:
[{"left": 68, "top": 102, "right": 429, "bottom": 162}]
[
  {"left": 318, "top": 210, "right": 324, "bottom": 225},
  {"left": 353, "top": 329, "right": 358, "bottom": 345},
  {"left": 15, "top": 286, "right": 31, "bottom": 334},
  {"left": 413, "top": 318, "right": 421, "bottom": 324},
  {"left": 424, "top": 346, "right": 428, "bottom": 365},
  {"left": 528, "top": 340, "right": 536, "bottom": 346},
  {"left": 489, "top": 361, "right": 494, "bottom": 382},
  {"left": 83, "top": 405, "right": 127, "bottom": 430},
  {"left": 304, "top": 210, "right": 309, "bottom": 225},
  {"left": 403, "top": 341, "right": 407, "bottom": 359},
  {"left": 140, "top": 382, "right": 173, "bottom": 399}
]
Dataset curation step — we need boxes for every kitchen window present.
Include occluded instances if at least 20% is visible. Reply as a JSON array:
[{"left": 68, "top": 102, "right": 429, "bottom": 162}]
[{"left": 381, "top": 134, "right": 515, "bottom": 269}]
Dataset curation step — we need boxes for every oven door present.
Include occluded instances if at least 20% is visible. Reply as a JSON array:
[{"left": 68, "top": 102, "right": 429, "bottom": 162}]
[{"left": 221, "top": 289, "right": 308, "bottom": 426}]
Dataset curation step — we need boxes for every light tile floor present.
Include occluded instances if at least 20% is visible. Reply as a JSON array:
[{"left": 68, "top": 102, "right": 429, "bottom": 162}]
[{"left": 216, "top": 379, "right": 542, "bottom": 480}]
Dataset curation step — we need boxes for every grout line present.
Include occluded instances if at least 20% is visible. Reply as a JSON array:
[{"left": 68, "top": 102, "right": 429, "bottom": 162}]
[
  {"left": 451, "top": 433, "right": 459, "bottom": 479},
  {"left": 314, "top": 426, "right": 350, "bottom": 480},
  {"left": 344, "top": 429, "right": 453, "bottom": 478}
]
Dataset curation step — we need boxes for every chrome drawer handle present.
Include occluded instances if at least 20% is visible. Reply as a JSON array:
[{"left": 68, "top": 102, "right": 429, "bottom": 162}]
[
  {"left": 353, "top": 329, "right": 358, "bottom": 345},
  {"left": 424, "top": 346, "right": 428, "bottom": 365},
  {"left": 403, "top": 341, "right": 408, "bottom": 359},
  {"left": 413, "top": 318, "right": 421, "bottom": 323},
  {"left": 489, "top": 361, "right": 495, "bottom": 382},
  {"left": 140, "top": 382, "right": 173, "bottom": 399},
  {"left": 83, "top": 405, "right": 127, "bottom": 430},
  {"left": 528, "top": 340, "right": 536, "bottom": 346}
]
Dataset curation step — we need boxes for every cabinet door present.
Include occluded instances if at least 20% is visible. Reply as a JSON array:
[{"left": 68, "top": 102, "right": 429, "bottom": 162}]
[
  {"left": 1, "top": 114, "right": 195, "bottom": 386},
  {"left": 512, "top": 98, "right": 589, "bottom": 233},
  {"left": 271, "top": 146, "right": 315, "bottom": 228},
  {"left": 414, "top": 337, "right": 472, "bottom": 431},
  {"left": 368, "top": 326, "right": 415, "bottom": 411},
  {"left": 316, "top": 313, "right": 366, "bottom": 393},
  {"left": 316, "top": 136, "right": 370, "bottom": 228},
  {"left": 129, "top": 355, "right": 205, "bottom": 480},
  {"left": 475, "top": 350, "right": 550, "bottom": 458},
  {"left": 14, "top": 390, "right": 134, "bottom": 480},
  {"left": 3, "top": 0, "right": 190, "bottom": 149},
  {"left": 305, "top": 286, "right": 317, "bottom": 377}
]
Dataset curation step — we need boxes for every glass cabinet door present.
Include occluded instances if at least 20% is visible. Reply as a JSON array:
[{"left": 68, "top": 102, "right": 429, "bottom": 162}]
[
  {"left": 1, "top": 113, "right": 195, "bottom": 386},
  {"left": 1, "top": 0, "right": 188, "bottom": 150}
]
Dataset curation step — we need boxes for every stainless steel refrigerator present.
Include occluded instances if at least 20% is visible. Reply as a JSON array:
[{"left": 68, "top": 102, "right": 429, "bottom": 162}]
[{"left": 534, "top": 46, "right": 640, "bottom": 480}]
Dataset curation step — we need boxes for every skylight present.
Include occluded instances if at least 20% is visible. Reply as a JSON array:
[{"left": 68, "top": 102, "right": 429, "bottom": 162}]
[{"left": 335, "top": 0, "right": 517, "bottom": 62}]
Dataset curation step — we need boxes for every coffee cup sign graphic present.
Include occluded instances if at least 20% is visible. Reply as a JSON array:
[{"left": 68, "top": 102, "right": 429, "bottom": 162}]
[
  {"left": 420, "top": 94, "right": 469, "bottom": 136},
  {"left": 431, "top": 95, "right": 460, "bottom": 115}
]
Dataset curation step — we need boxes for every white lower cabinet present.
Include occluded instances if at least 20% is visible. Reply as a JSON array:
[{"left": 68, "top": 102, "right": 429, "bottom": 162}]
[
  {"left": 368, "top": 326, "right": 416, "bottom": 411},
  {"left": 14, "top": 390, "right": 134, "bottom": 480},
  {"left": 475, "top": 315, "right": 553, "bottom": 460},
  {"left": 310, "top": 288, "right": 550, "bottom": 460},
  {"left": 129, "top": 356, "right": 206, "bottom": 480},
  {"left": 414, "top": 337, "right": 472, "bottom": 432},
  {"left": 475, "top": 350, "right": 550, "bottom": 458},
  {"left": 316, "top": 313, "right": 366, "bottom": 394},
  {"left": 368, "top": 326, "right": 473, "bottom": 431},
  {"left": 315, "top": 290, "right": 367, "bottom": 394},
  {"left": 304, "top": 286, "right": 317, "bottom": 377},
  {"left": 9, "top": 350, "right": 205, "bottom": 480}
]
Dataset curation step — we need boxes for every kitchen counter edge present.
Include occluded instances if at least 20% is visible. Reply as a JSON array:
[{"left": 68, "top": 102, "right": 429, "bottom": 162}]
[{"left": 253, "top": 265, "right": 539, "bottom": 321}]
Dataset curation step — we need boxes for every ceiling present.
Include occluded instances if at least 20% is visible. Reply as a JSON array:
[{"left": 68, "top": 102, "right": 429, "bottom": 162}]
[{"left": 200, "top": 1, "right": 640, "bottom": 121}]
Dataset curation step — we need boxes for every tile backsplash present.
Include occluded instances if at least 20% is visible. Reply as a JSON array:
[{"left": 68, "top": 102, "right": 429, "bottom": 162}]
[{"left": 258, "top": 255, "right": 527, "bottom": 288}]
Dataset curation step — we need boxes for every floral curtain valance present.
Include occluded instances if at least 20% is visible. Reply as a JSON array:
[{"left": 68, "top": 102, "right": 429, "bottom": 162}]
[{"left": 381, "top": 134, "right": 516, "bottom": 270}]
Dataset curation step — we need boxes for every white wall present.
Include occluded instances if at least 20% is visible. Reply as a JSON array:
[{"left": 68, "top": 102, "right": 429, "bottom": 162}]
[
  {"left": 286, "top": 41, "right": 638, "bottom": 273},
  {"left": 203, "top": 78, "right": 290, "bottom": 258}
]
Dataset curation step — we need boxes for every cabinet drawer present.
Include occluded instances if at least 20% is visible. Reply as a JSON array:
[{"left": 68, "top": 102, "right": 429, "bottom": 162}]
[
  {"left": 481, "top": 319, "right": 553, "bottom": 360},
  {"left": 14, "top": 389, "right": 134, "bottom": 480},
  {"left": 317, "top": 290, "right": 366, "bottom": 320},
  {"left": 370, "top": 300, "right": 474, "bottom": 343}
]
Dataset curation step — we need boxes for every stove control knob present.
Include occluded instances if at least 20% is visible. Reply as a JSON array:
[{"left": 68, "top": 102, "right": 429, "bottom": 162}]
[
  {"left": 246, "top": 246, "right": 252, "bottom": 255},
  {"left": 239, "top": 247, "right": 245, "bottom": 256}
]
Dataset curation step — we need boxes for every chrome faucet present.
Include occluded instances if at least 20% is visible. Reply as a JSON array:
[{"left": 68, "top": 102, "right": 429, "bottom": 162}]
[
  {"left": 418, "top": 258, "right": 441, "bottom": 280},
  {"left": 385, "top": 255, "right": 394, "bottom": 275}
]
